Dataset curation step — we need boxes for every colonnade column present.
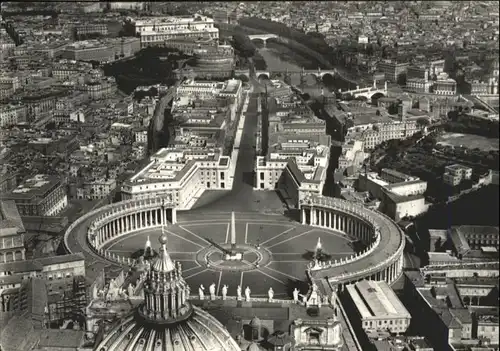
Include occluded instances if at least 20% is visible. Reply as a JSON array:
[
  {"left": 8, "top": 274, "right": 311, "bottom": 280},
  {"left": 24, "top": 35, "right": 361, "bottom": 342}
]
[
  {"left": 301, "top": 208, "right": 306, "bottom": 225},
  {"left": 172, "top": 208, "right": 177, "bottom": 224}
]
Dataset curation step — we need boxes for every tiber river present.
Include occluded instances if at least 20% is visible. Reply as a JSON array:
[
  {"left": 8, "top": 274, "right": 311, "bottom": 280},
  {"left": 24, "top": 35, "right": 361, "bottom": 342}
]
[
  {"left": 256, "top": 46, "right": 358, "bottom": 91},
  {"left": 257, "top": 47, "right": 305, "bottom": 86}
]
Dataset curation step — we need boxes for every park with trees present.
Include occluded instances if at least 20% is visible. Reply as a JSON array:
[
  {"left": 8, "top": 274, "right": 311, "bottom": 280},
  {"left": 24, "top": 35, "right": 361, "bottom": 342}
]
[
  {"left": 103, "top": 47, "right": 191, "bottom": 94},
  {"left": 374, "top": 131, "right": 498, "bottom": 202}
]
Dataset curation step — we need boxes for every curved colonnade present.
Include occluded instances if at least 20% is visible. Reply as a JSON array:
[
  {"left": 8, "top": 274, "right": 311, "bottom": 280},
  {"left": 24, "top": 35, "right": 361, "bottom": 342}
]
[
  {"left": 301, "top": 195, "right": 405, "bottom": 290},
  {"left": 64, "top": 195, "right": 405, "bottom": 292},
  {"left": 64, "top": 197, "right": 178, "bottom": 267}
]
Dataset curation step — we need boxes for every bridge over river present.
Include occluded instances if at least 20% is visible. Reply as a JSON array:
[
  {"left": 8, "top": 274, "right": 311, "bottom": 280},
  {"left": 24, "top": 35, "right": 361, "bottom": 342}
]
[{"left": 246, "top": 44, "right": 366, "bottom": 90}]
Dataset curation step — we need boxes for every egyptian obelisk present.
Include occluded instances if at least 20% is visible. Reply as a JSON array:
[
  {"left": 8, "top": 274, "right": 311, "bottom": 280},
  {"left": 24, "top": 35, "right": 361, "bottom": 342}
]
[{"left": 230, "top": 211, "right": 236, "bottom": 251}]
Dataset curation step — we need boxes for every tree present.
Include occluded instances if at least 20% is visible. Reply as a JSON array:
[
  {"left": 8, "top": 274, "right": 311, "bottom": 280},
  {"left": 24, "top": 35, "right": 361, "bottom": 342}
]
[
  {"left": 366, "top": 44, "right": 374, "bottom": 57},
  {"left": 237, "top": 74, "right": 249, "bottom": 83},
  {"left": 148, "top": 87, "right": 158, "bottom": 96},
  {"left": 231, "top": 33, "right": 256, "bottom": 58},
  {"left": 45, "top": 121, "right": 56, "bottom": 130},
  {"left": 416, "top": 117, "right": 430, "bottom": 127}
]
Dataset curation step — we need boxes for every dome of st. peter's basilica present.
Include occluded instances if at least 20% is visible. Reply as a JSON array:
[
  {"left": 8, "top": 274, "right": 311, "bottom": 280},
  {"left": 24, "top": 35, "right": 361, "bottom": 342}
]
[{"left": 94, "top": 234, "right": 240, "bottom": 351}]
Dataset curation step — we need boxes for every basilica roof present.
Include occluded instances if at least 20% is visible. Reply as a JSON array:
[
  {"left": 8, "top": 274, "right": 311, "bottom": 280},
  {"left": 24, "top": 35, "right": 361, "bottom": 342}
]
[{"left": 95, "top": 308, "right": 240, "bottom": 351}]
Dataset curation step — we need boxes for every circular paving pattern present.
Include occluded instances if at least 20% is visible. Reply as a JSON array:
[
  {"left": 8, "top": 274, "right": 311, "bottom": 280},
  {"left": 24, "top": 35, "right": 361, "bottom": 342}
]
[
  {"left": 198, "top": 244, "right": 272, "bottom": 272},
  {"left": 100, "top": 213, "right": 356, "bottom": 298}
]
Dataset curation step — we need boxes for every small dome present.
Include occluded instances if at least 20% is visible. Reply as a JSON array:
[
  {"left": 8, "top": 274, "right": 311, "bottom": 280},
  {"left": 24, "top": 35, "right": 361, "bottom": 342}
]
[
  {"left": 152, "top": 236, "right": 175, "bottom": 273},
  {"left": 248, "top": 342, "right": 260, "bottom": 351},
  {"left": 249, "top": 316, "right": 261, "bottom": 327}
]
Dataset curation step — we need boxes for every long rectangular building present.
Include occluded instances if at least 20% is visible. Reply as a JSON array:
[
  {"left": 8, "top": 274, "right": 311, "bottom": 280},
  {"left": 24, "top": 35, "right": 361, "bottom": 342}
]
[
  {"left": 0, "top": 253, "right": 85, "bottom": 292},
  {"left": 254, "top": 133, "right": 330, "bottom": 208},
  {"left": 3, "top": 174, "right": 67, "bottom": 217},
  {"left": 121, "top": 148, "right": 232, "bottom": 209},
  {"left": 345, "top": 280, "right": 411, "bottom": 334},
  {"left": 127, "top": 15, "right": 219, "bottom": 48}
]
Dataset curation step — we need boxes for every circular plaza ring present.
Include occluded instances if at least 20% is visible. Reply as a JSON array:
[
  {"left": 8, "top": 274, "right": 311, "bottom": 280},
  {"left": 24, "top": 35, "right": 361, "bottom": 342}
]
[{"left": 196, "top": 244, "right": 272, "bottom": 272}]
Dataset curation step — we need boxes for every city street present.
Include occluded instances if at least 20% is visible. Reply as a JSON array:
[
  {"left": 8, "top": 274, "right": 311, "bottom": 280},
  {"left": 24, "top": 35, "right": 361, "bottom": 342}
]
[{"left": 191, "top": 81, "right": 285, "bottom": 214}]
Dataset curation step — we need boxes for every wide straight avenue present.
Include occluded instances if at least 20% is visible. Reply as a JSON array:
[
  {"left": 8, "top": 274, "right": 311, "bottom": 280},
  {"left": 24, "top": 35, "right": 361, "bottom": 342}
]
[{"left": 191, "top": 88, "right": 285, "bottom": 214}]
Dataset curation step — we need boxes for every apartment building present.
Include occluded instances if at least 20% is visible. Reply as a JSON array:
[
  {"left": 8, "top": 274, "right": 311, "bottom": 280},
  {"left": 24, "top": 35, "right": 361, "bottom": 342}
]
[
  {"left": 52, "top": 61, "right": 93, "bottom": 80},
  {"left": 377, "top": 60, "right": 409, "bottom": 82},
  {"left": 3, "top": 174, "right": 67, "bottom": 217},
  {"left": 74, "top": 23, "right": 109, "bottom": 37},
  {"left": 0, "top": 200, "right": 25, "bottom": 263},
  {"left": 407, "top": 65, "right": 429, "bottom": 83},
  {"left": 434, "top": 73, "right": 457, "bottom": 95},
  {"left": 62, "top": 41, "right": 115, "bottom": 62},
  {"left": 0, "top": 253, "right": 86, "bottom": 292},
  {"left": 61, "top": 38, "right": 140, "bottom": 62},
  {"left": 0, "top": 104, "right": 26, "bottom": 127},
  {"left": 77, "top": 178, "right": 117, "bottom": 200},
  {"left": 174, "top": 78, "right": 242, "bottom": 122},
  {"left": 443, "top": 164, "right": 472, "bottom": 186},
  {"left": 406, "top": 78, "right": 433, "bottom": 93},
  {"left": 338, "top": 140, "right": 368, "bottom": 170},
  {"left": 428, "top": 59, "right": 446, "bottom": 76},
  {"left": 469, "top": 78, "right": 499, "bottom": 95},
  {"left": 79, "top": 78, "right": 116, "bottom": 99},
  {"left": 358, "top": 121, "right": 419, "bottom": 150},
  {"left": 0, "top": 166, "right": 18, "bottom": 194}
]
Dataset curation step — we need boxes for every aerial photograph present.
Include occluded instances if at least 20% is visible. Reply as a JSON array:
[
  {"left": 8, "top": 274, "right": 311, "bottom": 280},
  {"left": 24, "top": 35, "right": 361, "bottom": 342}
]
[{"left": 0, "top": 1, "right": 499, "bottom": 350}]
